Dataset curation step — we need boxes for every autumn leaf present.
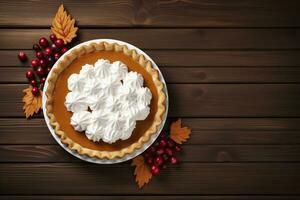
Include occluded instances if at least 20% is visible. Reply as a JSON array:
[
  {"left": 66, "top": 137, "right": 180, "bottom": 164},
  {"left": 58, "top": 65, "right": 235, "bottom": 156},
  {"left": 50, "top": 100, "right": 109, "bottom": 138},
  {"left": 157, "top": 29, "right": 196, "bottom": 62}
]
[
  {"left": 51, "top": 4, "right": 78, "bottom": 44},
  {"left": 131, "top": 156, "right": 152, "bottom": 188},
  {"left": 22, "top": 86, "right": 42, "bottom": 118},
  {"left": 170, "top": 118, "right": 191, "bottom": 144}
]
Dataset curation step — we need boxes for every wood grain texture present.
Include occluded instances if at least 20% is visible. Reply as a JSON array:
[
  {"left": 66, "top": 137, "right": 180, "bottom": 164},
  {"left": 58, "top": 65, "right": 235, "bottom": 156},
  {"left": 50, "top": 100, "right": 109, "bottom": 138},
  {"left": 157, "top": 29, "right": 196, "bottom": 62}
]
[
  {"left": 0, "top": 0, "right": 300, "bottom": 27},
  {"left": 1, "top": 29, "right": 300, "bottom": 50},
  {"left": 1, "top": 0, "right": 300, "bottom": 197},
  {"left": 1, "top": 144, "right": 300, "bottom": 163},
  {"left": 1, "top": 163, "right": 299, "bottom": 194},
  {"left": 2, "top": 67, "right": 300, "bottom": 84},
  {"left": 4, "top": 50, "right": 300, "bottom": 67},
  {"left": 1, "top": 118, "right": 300, "bottom": 145},
  {"left": 2, "top": 84, "right": 300, "bottom": 117}
]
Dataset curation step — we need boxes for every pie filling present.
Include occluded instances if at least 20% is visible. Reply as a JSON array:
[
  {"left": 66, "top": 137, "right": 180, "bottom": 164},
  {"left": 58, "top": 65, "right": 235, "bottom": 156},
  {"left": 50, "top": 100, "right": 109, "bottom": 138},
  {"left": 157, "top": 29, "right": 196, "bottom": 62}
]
[
  {"left": 52, "top": 51, "right": 159, "bottom": 151},
  {"left": 65, "top": 58, "right": 152, "bottom": 144}
]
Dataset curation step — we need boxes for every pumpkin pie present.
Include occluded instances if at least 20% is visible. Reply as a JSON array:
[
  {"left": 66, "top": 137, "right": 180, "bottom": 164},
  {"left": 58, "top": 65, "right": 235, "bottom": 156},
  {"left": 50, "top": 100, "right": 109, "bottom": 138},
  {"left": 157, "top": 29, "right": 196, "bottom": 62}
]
[{"left": 45, "top": 42, "right": 166, "bottom": 159}]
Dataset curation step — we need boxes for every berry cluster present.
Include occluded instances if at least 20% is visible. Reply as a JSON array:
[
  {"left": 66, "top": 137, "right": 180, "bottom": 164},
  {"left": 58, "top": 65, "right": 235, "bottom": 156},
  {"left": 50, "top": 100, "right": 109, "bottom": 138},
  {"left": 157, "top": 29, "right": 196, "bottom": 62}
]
[
  {"left": 143, "top": 132, "right": 182, "bottom": 175},
  {"left": 19, "top": 34, "right": 68, "bottom": 96}
]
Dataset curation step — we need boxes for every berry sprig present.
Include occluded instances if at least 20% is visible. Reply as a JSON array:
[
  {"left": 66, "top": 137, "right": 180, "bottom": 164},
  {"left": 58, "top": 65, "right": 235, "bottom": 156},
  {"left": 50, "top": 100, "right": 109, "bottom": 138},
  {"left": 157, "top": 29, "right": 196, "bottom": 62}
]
[
  {"left": 20, "top": 4, "right": 78, "bottom": 119},
  {"left": 18, "top": 34, "right": 68, "bottom": 96},
  {"left": 132, "top": 119, "right": 191, "bottom": 188},
  {"left": 143, "top": 131, "right": 182, "bottom": 176}
]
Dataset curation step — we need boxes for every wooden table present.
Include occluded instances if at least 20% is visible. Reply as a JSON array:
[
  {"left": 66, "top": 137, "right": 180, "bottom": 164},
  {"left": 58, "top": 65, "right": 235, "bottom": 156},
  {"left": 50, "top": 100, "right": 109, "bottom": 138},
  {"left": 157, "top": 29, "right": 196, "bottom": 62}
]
[{"left": 1, "top": 0, "right": 300, "bottom": 199}]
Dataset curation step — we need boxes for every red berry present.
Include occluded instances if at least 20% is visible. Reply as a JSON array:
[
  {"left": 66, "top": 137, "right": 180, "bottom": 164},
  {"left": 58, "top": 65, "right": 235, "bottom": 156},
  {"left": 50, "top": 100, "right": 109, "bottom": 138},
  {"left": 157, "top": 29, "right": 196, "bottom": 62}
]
[
  {"left": 167, "top": 140, "right": 175, "bottom": 148},
  {"left": 36, "top": 51, "right": 44, "bottom": 59},
  {"left": 159, "top": 139, "right": 167, "bottom": 147},
  {"left": 46, "top": 57, "right": 54, "bottom": 65},
  {"left": 18, "top": 51, "right": 27, "bottom": 62},
  {"left": 143, "top": 152, "right": 150, "bottom": 158},
  {"left": 46, "top": 67, "right": 52, "bottom": 74},
  {"left": 162, "top": 153, "right": 169, "bottom": 161},
  {"left": 33, "top": 44, "right": 41, "bottom": 51},
  {"left": 61, "top": 47, "right": 68, "bottom": 54},
  {"left": 39, "top": 37, "right": 49, "bottom": 47},
  {"left": 170, "top": 156, "right": 178, "bottom": 165},
  {"left": 150, "top": 165, "right": 160, "bottom": 175},
  {"left": 147, "top": 146, "right": 156, "bottom": 154},
  {"left": 26, "top": 70, "right": 34, "bottom": 80},
  {"left": 156, "top": 147, "right": 165, "bottom": 155},
  {"left": 40, "top": 77, "right": 46, "bottom": 84},
  {"left": 175, "top": 145, "right": 182, "bottom": 152},
  {"left": 36, "top": 67, "right": 44, "bottom": 77},
  {"left": 154, "top": 141, "right": 159, "bottom": 147},
  {"left": 30, "top": 79, "right": 38, "bottom": 87},
  {"left": 51, "top": 43, "right": 57, "bottom": 52},
  {"left": 39, "top": 59, "right": 46, "bottom": 68},
  {"left": 44, "top": 47, "right": 52, "bottom": 56},
  {"left": 165, "top": 148, "right": 173, "bottom": 156},
  {"left": 159, "top": 132, "right": 166, "bottom": 138},
  {"left": 55, "top": 39, "right": 64, "bottom": 48},
  {"left": 54, "top": 52, "right": 61, "bottom": 60},
  {"left": 146, "top": 156, "right": 154, "bottom": 165},
  {"left": 154, "top": 156, "right": 163, "bottom": 166},
  {"left": 49, "top": 34, "right": 57, "bottom": 42},
  {"left": 31, "top": 87, "right": 39, "bottom": 96},
  {"left": 31, "top": 58, "right": 40, "bottom": 70}
]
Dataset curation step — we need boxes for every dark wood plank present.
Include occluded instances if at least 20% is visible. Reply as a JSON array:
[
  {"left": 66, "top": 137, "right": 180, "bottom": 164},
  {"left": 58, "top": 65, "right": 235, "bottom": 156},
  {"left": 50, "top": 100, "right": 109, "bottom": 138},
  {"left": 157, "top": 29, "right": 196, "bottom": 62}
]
[
  {"left": 1, "top": 196, "right": 300, "bottom": 200},
  {"left": 2, "top": 29, "right": 300, "bottom": 50},
  {"left": 2, "top": 67, "right": 300, "bottom": 84},
  {"left": 1, "top": 118, "right": 300, "bottom": 145},
  {"left": 0, "top": 0, "right": 300, "bottom": 27},
  {"left": 2, "top": 84, "right": 300, "bottom": 117},
  {"left": 1, "top": 144, "right": 300, "bottom": 163},
  {"left": 1, "top": 163, "right": 299, "bottom": 194},
  {"left": 4, "top": 50, "right": 300, "bottom": 67},
  {"left": 168, "top": 84, "right": 300, "bottom": 117}
]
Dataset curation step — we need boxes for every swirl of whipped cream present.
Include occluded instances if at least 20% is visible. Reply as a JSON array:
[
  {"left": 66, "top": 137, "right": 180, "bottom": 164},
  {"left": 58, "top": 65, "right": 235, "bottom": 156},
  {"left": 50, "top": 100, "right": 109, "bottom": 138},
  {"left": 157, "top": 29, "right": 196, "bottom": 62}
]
[
  {"left": 137, "top": 87, "right": 152, "bottom": 107},
  {"left": 80, "top": 64, "right": 95, "bottom": 79},
  {"left": 105, "top": 96, "right": 123, "bottom": 113},
  {"left": 65, "top": 59, "right": 152, "bottom": 144},
  {"left": 88, "top": 92, "right": 107, "bottom": 111},
  {"left": 118, "top": 85, "right": 138, "bottom": 106},
  {"left": 101, "top": 77, "right": 122, "bottom": 96},
  {"left": 110, "top": 61, "right": 128, "bottom": 80},
  {"left": 70, "top": 111, "right": 92, "bottom": 132},
  {"left": 123, "top": 71, "right": 144, "bottom": 89},
  {"left": 84, "top": 78, "right": 103, "bottom": 95},
  {"left": 120, "top": 119, "right": 136, "bottom": 140},
  {"left": 85, "top": 110, "right": 108, "bottom": 142},
  {"left": 67, "top": 74, "right": 86, "bottom": 91},
  {"left": 65, "top": 92, "right": 89, "bottom": 112},
  {"left": 102, "top": 113, "right": 125, "bottom": 143},
  {"left": 94, "top": 59, "right": 111, "bottom": 78}
]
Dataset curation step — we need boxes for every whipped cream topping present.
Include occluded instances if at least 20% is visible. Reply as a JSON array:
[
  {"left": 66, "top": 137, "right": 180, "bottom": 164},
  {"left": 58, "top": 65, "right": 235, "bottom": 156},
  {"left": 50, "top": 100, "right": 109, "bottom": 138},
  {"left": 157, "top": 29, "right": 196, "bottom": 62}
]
[{"left": 65, "top": 59, "right": 152, "bottom": 144}]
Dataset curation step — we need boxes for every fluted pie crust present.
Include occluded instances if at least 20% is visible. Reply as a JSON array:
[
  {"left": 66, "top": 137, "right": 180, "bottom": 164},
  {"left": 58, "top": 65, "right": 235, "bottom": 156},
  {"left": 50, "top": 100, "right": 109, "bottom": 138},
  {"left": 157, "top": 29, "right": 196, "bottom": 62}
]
[{"left": 45, "top": 42, "right": 166, "bottom": 159}]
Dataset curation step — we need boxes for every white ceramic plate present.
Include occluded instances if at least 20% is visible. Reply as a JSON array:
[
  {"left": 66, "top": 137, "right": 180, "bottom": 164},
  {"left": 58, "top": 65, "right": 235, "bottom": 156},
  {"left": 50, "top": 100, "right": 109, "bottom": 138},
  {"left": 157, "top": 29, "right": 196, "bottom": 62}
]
[{"left": 42, "top": 39, "right": 169, "bottom": 164}]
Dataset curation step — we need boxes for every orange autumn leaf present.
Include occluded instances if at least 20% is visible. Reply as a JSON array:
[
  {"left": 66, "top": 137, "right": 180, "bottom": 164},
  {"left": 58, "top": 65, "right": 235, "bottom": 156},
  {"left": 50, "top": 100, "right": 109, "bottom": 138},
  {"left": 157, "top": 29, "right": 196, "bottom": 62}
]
[
  {"left": 131, "top": 155, "right": 152, "bottom": 188},
  {"left": 22, "top": 86, "right": 42, "bottom": 118},
  {"left": 51, "top": 4, "right": 78, "bottom": 44},
  {"left": 170, "top": 118, "right": 191, "bottom": 144}
]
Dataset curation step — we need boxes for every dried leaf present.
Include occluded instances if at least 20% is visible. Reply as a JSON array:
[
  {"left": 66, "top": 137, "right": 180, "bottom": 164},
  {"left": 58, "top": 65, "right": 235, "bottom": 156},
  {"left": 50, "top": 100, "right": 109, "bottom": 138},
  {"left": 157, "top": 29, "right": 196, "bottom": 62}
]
[
  {"left": 170, "top": 118, "right": 191, "bottom": 144},
  {"left": 51, "top": 4, "right": 78, "bottom": 44},
  {"left": 131, "top": 156, "right": 152, "bottom": 188},
  {"left": 22, "top": 86, "right": 42, "bottom": 118}
]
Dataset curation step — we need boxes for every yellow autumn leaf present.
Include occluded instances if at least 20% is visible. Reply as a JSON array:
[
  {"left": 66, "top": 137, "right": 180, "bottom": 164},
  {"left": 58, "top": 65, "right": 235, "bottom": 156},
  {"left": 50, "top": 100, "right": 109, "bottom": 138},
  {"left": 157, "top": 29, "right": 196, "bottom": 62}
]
[
  {"left": 131, "top": 156, "right": 152, "bottom": 188},
  {"left": 22, "top": 86, "right": 42, "bottom": 118},
  {"left": 51, "top": 4, "right": 78, "bottom": 44},
  {"left": 170, "top": 118, "right": 191, "bottom": 144}
]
